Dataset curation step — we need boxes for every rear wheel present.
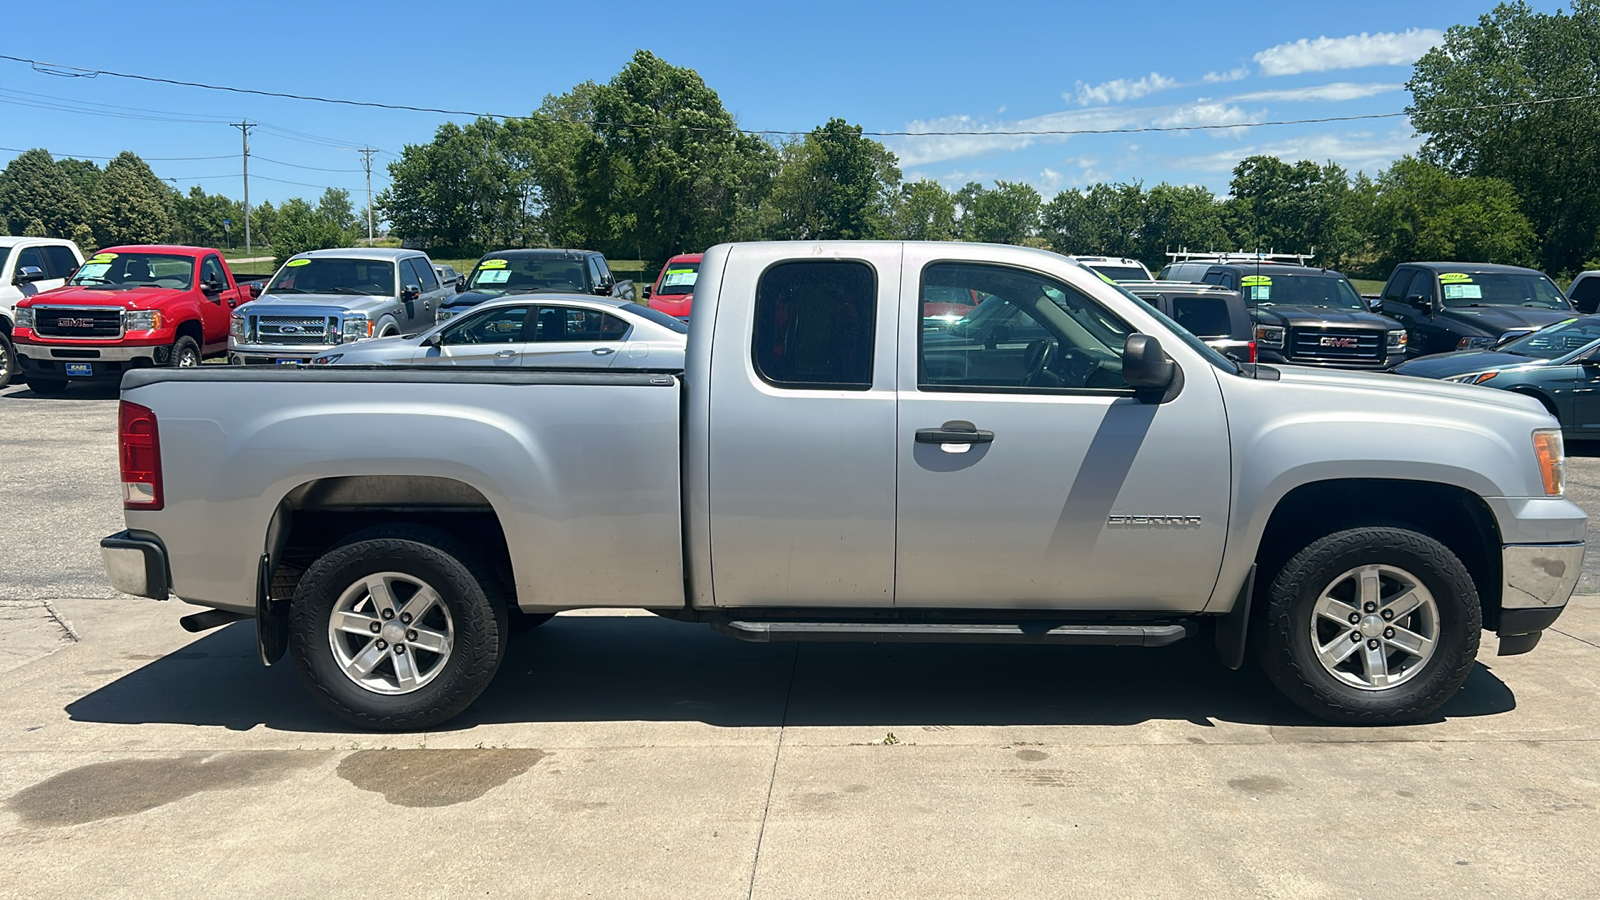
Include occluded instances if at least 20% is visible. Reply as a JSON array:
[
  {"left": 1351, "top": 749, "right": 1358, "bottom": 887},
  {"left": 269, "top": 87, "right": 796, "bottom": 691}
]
[
  {"left": 169, "top": 335, "right": 201, "bottom": 368},
  {"left": 288, "top": 526, "right": 507, "bottom": 730},
  {"left": 1256, "top": 526, "right": 1480, "bottom": 724},
  {"left": 0, "top": 330, "right": 14, "bottom": 389}
]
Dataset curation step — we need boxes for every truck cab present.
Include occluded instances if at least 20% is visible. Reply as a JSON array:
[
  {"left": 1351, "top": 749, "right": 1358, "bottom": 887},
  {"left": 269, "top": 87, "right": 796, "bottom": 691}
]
[
  {"left": 13, "top": 245, "right": 251, "bottom": 393},
  {"left": 1382, "top": 262, "right": 1575, "bottom": 357},
  {"left": 0, "top": 237, "right": 84, "bottom": 387}
]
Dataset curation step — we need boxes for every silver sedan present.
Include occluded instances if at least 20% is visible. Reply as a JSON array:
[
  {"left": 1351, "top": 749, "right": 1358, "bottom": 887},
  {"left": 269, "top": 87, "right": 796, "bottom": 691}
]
[{"left": 311, "top": 295, "right": 687, "bottom": 368}]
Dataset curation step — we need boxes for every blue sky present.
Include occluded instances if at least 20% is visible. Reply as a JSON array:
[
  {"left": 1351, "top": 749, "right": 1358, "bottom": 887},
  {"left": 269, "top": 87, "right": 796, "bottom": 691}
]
[{"left": 0, "top": 0, "right": 1568, "bottom": 210}]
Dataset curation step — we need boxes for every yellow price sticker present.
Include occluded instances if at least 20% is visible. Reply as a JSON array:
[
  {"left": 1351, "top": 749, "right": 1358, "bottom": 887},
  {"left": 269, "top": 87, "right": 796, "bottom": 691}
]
[
  {"left": 1241, "top": 275, "right": 1272, "bottom": 286},
  {"left": 478, "top": 259, "right": 508, "bottom": 269},
  {"left": 286, "top": 258, "right": 312, "bottom": 267},
  {"left": 1439, "top": 272, "right": 1473, "bottom": 283},
  {"left": 90, "top": 252, "right": 118, "bottom": 261}
]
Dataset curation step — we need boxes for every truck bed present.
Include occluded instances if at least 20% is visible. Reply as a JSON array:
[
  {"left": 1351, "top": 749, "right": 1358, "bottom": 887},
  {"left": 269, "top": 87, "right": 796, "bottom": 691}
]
[{"left": 119, "top": 367, "right": 685, "bottom": 614}]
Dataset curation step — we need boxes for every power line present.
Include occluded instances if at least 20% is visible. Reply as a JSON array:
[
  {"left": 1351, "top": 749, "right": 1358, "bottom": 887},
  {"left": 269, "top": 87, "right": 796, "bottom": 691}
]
[
  {"left": 251, "top": 154, "right": 363, "bottom": 173},
  {"left": 4, "top": 51, "right": 1599, "bottom": 139},
  {"left": 252, "top": 173, "right": 366, "bottom": 191},
  {"left": 0, "top": 143, "right": 234, "bottom": 161}
]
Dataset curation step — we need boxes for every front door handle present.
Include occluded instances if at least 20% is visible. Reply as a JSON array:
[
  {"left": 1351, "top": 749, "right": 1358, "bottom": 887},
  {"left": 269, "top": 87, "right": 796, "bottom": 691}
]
[
  {"left": 915, "top": 420, "right": 994, "bottom": 444},
  {"left": 494, "top": 349, "right": 517, "bottom": 359},
  {"left": 592, "top": 347, "right": 615, "bottom": 356}
]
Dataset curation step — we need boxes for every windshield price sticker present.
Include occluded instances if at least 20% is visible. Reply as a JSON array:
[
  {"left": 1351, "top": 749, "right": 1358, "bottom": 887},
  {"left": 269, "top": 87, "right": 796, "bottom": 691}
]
[
  {"left": 475, "top": 270, "right": 511, "bottom": 284},
  {"left": 286, "top": 259, "right": 311, "bottom": 267},
  {"left": 478, "top": 259, "right": 508, "bottom": 269},
  {"left": 1440, "top": 272, "right": 1474, "bottom": 284},
  {"left": 662, "top": 269, "right": 698, "bottom": 287},
  {"left": 1242, "top": 275, "right": 1271, "bottom": 300},
  {"left": 1444, "top": 284, "right": 1483, "bottom": 300},
  {"left": 76, "top": 263, "right": 112, "bottom": 280}
]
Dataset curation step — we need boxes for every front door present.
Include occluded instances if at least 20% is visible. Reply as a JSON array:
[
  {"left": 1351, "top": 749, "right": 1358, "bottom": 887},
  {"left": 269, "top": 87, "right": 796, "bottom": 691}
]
[
  {"left": 894, "top": 249, "right": 1232, "bottom": 611},
  {"left": 197, "top": 255, "right": 233, "bottom": 351},
  {"left": 423, "top": 304, "right": 532, "bottom": 365}
]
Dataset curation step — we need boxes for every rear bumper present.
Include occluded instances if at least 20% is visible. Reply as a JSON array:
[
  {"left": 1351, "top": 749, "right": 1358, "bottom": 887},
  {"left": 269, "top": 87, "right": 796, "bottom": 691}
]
[{"left": 101, "top": 530, "right": 171, "bottom": 599}]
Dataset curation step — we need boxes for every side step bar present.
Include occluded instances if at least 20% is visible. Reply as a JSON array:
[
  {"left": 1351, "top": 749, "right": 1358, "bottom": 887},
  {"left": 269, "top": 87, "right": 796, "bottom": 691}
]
[{"left": 711, "top": 619, "right": 1194, "bottom": 646}]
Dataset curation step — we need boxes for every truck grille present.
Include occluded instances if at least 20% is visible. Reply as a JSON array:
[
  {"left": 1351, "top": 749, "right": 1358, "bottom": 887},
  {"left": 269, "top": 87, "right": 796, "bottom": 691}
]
[
  {"left": 1288, "top": 327, "right": 1383, "bottom": 362},
  {"left": 33, "top": 306, "right": 124, "bottom": 339},
  {"left": 253, "top": 315, "right": 334, "bottom": 345}
]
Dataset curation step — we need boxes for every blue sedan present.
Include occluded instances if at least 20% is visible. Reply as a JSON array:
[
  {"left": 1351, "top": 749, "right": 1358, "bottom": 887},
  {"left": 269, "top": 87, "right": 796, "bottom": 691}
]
[{"left": 1393, "top": 316, "right": 1600, "bottom": 435}]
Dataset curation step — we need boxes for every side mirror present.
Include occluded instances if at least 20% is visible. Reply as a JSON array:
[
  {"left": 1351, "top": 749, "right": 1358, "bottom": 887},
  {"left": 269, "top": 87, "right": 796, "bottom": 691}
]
[
  {"left": 1123, "top": 334, "right": 1176, "bottom": 392},
  {"left": 14, "top": 265, "right": 46, "bottom": 285},
  {"left": 401, "top": 285, "right": 420, "bottom": 302},
  {"left": 202, "top": 279, "right": 223, "bottom": 294},
  {"left": 424, "top": 333, "right": 442, "bottom": 348},
  {"left": 1412, "top": 297, "right": 1433, "bottom": 316},
  {"left": 455, "top": 277, "right": 466, "bottom": 292},
  {"left": 642, "top": 285, "right": 652, "bottom": 299}
]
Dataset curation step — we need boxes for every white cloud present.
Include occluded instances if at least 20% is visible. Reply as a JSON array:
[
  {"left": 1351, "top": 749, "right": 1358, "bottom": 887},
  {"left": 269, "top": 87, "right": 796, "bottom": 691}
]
[
  {"left": 1230, "top": 82, "right": 1402, "bottom": 103},
  {"left": 1203, "top": 67, "right": 1251, "bottom": 84},
  {"left": 1072, "top": 72, "right": 1178, "bottom": 105},
  {"left": 1154, "top": 103, "right": 1252, "bottom": 131},
  {"left": 1171, "top": 130, "right": 1422, "bottom": 174},
  {"left": 1253, "top": 28, "right": 1444, "bottom": 76},
  {"left": 1040, "top": 167, "right": 1065, "bottom": 191}
]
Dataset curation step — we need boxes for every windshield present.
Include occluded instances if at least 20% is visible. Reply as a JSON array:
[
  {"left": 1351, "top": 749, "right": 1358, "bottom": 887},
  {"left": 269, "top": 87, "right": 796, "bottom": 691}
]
[
  {"left": 621, "top": 302, "right": 689, "bottom": 334},
  {"left": 1437, "top": 271, "right": 1568, "bottom": 309},
  {"left": 68, "top": 252, "right": 193, "bottom": 290},
  {"left": 268, "top": 258, "right": 395, "bottom": 296},
  {"left": 654, "top": 262, "right": 700, "bottom": 296},
  {"left": 1240, "top": 273, "right": 1365, "bottom": 310},
  {"left": 1501, "top": 317, "right": 1600, "bottom": 359},
  {"left": 1089, "top": 264, "right": 1148, "bottom": 282},
  {"left": 467, "top": 257, "right": 588, "bottom": 296}
]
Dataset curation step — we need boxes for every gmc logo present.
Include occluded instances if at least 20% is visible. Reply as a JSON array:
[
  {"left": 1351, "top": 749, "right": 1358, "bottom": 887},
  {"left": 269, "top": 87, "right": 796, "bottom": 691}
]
[
  {"left": 56, "top": 318, "right": 96, "bottom": 328},
  {"left": 1320, "top": 336, "right": 1358, "bottom": 348}
]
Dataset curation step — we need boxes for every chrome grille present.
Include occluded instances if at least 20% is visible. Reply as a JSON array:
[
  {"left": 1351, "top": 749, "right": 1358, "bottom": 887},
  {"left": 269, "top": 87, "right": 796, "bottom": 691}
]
[
  {"left": 253, "top": 315, "right": 333, "bottom": 346},
  {"left": 33, "top": 306, "right": 123, "bottom": 339},
  {"left": 1288, "top": 327, "right": 1383, "bottom": 362}
]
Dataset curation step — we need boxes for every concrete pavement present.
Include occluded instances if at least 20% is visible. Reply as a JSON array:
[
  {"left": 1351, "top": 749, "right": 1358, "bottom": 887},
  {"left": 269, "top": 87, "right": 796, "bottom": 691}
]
[{"left": 6, "top": 380, "right": 1600, "bottom": 898}]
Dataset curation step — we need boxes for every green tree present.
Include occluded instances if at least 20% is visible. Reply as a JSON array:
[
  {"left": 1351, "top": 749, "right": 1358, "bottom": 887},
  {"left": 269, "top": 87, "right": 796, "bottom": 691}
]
[
  {"left": 380, "top": 118, "right": 526, "bottom": 255},
  {"left": 760, "top": 119, "right": 900, "bottom": 240},
  {"left": 89, "top": 152, "right": 172, "bottom": 246},
  {"left": 250, "top": 200, "right": 278, "bottom": 249},
  {"left": 575, "top": 50, "right": 773, "bottom": 268},
  {"left": 0, "top": 149, "right": 91, "bottom": 239},
  {"left": 509, "top": 82, "right": 601, "bottom": 247},
  {"left": 1369, "top": 156, "right": 1536, "bottom": 271},
  {"left": 1039, "top": 182, "right": 1146, "bottom": 257},
  {"left": 316, "top": 188, "right": 357, "bottom": 233},
  {"left": 271, "top": 197, "right": 357, "bottom": 265},
  {"left": 56, "top": 157, "right": 101, "bottom": 200},
  {"left": 1224, "top": 156, "right": 1360, "bottom": 266},
  {"left": 1409, "top": 1, "right": 1600, "bottom": 272},
  {"left": 893, "top": 179, "right": 957, "bottom": 241},
  {"left": 171, "top": 186, "right": 244, "bottom": 247},
  {"left": 1137, "top": 183, "right": 1229, "bottom": 264},
  {"left": 955, "top": 181, "right": 1041, "bottom": 245}
]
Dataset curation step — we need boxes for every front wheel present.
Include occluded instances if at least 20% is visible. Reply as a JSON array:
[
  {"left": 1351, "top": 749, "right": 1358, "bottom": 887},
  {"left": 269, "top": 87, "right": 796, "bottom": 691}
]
[
  {"left": 288, "top": 527, "right": 508, "bottom": 730},
  {"left": 1256, "top": 526, "right": 1480, "bottom": 724},
  {"left": 168, "top": 335, "right": 201, "bottom": 368}
]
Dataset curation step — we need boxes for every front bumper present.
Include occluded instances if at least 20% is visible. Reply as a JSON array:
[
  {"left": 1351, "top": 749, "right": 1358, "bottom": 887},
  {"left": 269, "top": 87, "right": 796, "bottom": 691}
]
[
  {"left": 229, "top": 342, "right": 332, "bottom": 365},
  {"left": 16, "top": 341, "right": 171, "bottom": 379},
  {"left": 1497, "top": 542, "right": 1584, "bottom": 652},
  {"left": 101, "top": 530, "right": 171, "bottom": 599}
]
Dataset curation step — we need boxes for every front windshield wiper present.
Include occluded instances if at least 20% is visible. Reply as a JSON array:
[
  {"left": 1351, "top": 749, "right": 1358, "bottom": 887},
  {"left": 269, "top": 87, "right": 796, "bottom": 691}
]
[
  {"left": 268, "top": 287, "right": 308, "bottom": 294},
  {"left": 324, "top": 287, "right": 375, "bottom": 295}
]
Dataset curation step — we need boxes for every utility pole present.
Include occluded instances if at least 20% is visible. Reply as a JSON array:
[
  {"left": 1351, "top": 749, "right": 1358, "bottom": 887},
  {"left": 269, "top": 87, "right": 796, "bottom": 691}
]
[
  {"left": 231, "top": 121, "right": 255, "bottom": 254},
  {"left": 358, "top": 146, "right": 378, "bottom": 245}
]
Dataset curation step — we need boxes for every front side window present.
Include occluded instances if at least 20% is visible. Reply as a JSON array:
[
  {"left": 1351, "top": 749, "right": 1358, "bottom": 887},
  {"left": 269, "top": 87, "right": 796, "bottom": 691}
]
[
  {"left": 69, "top": 252, "right": 194, "bottom": 290},
  {"left": 44, "top": 246, "right": 79, "bottom": 278},
  {"left": 752, "top": 260, "right": 876, "bottom": 390},
  {"left": 268, "top": 258, "right": 395, "bottom": 296},
  {"left": 441, "top": 306, "right": 533, "bottom": 345},
  {"left": 920, "top": 263, "right": 1134, "bottom": 391},
  {"left": 535, "top": 306, "right": 630, "bottom": 342},
  {"left": 201, "top": 256, "right": 226, "bottom": 288},
  {"left": 410, "top": 258, "right": 439, "bottom": 291},
  {"left": 1383, "top": 268, "right": 1414, "bottom": 303},
  {"left": 18, "top": 247, "right": 47, "bottom": 275}
]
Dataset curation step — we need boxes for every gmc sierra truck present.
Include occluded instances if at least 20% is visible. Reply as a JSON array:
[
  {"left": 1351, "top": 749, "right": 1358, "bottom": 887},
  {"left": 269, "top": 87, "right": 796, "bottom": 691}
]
[{"left": 100, "top": 241, "right": 1586, "bottom": 730}]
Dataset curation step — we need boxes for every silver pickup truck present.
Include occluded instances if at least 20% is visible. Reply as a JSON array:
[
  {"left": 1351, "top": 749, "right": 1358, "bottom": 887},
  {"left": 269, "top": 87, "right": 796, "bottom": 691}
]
[{"left": 101, "top": 241, "right": 1586, "bottom": 730}]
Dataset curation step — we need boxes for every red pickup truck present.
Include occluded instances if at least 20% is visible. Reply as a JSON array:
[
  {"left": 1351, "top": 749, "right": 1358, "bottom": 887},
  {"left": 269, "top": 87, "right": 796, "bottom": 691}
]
[{"left": 13, "top": 245, "right": 263, "bottom": 394}]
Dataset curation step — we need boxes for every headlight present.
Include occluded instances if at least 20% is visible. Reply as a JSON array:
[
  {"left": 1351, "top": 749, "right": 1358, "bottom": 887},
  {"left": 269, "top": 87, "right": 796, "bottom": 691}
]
[
  {"left": 435, "top": 308, "right": 456, "bottom": 323},
  {"left": 125, "top": 309, "right": 162, "bottom": 332},
  {"left": 310, "top": 353, "right": 343, "bottom": 365},
  {"left": 1254, "top": 324, "right": 1285, "bottom": 348},
  {"left": 1533, "top": 428, "right": 1564, "bottom": 496},
  {"left": 1386, "top": 330, "right": 1408, "bottom": 350},
  {"left": 1444, "top": 371, "right": 1499, "bottom": 385},
  {"left": 340, "top": 314, "right": 372, "bottom": 342},
  {"left": 14, "top": 307, "right": 33, "bottom": 329},
  {"left": 230, "top": 313, "right": 246, "bottom": 340},
  {"left": 1457, "top": 336, "right": 1495, "bottom": 350}
]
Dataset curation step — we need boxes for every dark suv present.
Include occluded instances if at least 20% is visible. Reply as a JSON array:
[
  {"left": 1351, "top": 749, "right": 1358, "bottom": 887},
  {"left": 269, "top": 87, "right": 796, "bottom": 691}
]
[
  {"left": 1378, "top": 262, "right": 1574, "bottom": 357},
  {"left": 1187, "top": 264, "right": 1407, "bottom": 369},
  {"left": 437, "top": 249, "right": 637, "bottom": 323},
  {"left": 1121, "top": 282, "right": 1255, "bottom": 361}
]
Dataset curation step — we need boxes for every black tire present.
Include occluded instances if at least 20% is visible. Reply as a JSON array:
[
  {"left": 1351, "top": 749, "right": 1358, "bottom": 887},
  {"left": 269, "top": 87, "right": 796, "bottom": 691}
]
[
  {"left": 1255, "top": 526, "right": 1480, "bottom": 724},
  {"left": 168, "top": 335, "right": 201, "bottom": 368},
  {"left": 0, "top": 330, "right": 14, "bottom": 389},
  {"left": 28, "top": 377, "right": 68, "bottom": 396},
  {"left": 508, "top": 610, "right": 555, "bottom": 634},
  {"left": 288, "top": 525, "right": 508, "bottom": 730}
]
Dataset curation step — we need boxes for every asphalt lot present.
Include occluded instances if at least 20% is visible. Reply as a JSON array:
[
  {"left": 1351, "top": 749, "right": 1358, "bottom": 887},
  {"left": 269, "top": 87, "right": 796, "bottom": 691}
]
[{"left": 6, "top": 378, "right": 1600, "bottom": 899}]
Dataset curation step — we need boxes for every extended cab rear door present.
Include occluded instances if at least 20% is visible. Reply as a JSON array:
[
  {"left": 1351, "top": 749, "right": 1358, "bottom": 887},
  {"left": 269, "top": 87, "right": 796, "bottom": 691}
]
[{"left": 892, "top": 246, "right": 1232, "bottom": 611}]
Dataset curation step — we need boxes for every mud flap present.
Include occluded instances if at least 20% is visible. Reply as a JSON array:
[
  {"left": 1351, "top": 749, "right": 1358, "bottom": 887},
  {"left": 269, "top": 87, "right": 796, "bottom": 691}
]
[
  {"left": 256, "top": 552, "right": 289, "bottom": 665},
  {"left": 1214, "top": 564, "right": 1255, "bottom": 670}
]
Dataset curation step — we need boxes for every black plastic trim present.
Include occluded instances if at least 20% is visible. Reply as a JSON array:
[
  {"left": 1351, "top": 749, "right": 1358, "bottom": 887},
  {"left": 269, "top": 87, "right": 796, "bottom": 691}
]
[
  {"left": 99, "top": 530, "right": 170, "bottom": 599},
  {"left": 710, "top": 618, "right": 1194, "bottom": 646},
  {"left": 1214, "top": 564, "right": 1255, "bottom": 670},
  {"left": 1497, "top": 606, "right": 1565, "bottom": 636}
]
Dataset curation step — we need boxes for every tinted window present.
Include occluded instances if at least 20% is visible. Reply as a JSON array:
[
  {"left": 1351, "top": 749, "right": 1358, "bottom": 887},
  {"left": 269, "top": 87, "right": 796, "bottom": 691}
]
[
  {"left": 535, "top": 306, "right": 629, "bottom": 342},
  {"left": 43, "top": 245, "right": 79, "bottom": 279},
  {"left": 622, "top": 302, "right": 690, "bottom": 334},
  {"left": 410, "top": 258, "right": 439, "bottom": 291},
  {"left": 1501, "top": 317, "right": 1600, "bottom": 359},
  {"left": 17, "top": 247, "right": 46, "bottom": 276},
  {"left": 920, "top": 262, "right": 1133, "bottom": 391},
  {"left": 1170, "top": 296, "right": 1233, "bottom": 338},
  {"left": 442, "top": 305, "right": 532, "bottom": 345},
  {"left": 1383, "top": 269, "right": 1413, "bottom": 302},
  {"left": 1201, "top": 269, "right": 1227, "bottom": 286},
  {"left": 1404, "top": 271, "right": 1433, "bottom": 301},
  {"left": 587, "top": 257, "right": 604, "bottom": 289},
  {"left": 752, "top": 260, "right": 875, "bottom": 390},
  {"left": 201, "top": 256, "right": 226, "bottom": 287},
  {"left": 1571, "top": 277, "right": 1600, "bottom": 314}
]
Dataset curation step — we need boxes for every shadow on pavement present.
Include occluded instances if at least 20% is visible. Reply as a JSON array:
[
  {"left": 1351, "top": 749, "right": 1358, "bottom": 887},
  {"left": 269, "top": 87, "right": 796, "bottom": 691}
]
[
  {"left": 64, "top": 614, "right": 1518, "bottom": 734},
  {"left": 0, "top": 383, "right": 120, "bottom": 401}
]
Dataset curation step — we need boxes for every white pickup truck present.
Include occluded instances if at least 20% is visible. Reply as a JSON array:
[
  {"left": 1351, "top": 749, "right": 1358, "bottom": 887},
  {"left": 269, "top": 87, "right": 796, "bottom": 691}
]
[{"left": 101, "top": 241, "right": 1586, "bottom": 729}]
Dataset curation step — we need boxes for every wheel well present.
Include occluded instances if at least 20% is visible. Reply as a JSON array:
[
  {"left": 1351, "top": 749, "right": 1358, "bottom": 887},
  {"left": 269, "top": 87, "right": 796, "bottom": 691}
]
[
  {"left": 266, "top": 476, "right": 514, "bottom": 604},
  {"left": 1508, "top": 388, "right": 1559, "bottom": 418},
  {"left": 175, "top": 318, "right": 203, "bottom": 344},
  {"left": 1255, "top": 479, "right": 1504, "bottom": 629}
]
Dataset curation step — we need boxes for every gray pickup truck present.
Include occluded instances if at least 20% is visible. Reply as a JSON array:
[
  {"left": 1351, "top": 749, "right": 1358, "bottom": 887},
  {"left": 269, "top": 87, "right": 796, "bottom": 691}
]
[
  {"left": 229, "top": 248, "right": 453, "bottom": 365},
  {"left": 102, "top": 241, "right": 1585, "bottom": 730}
]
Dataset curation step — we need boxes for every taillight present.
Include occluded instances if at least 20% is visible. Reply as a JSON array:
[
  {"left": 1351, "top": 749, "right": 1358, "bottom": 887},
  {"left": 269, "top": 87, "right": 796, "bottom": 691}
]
[
  {"left": 1248, "top": 341, "right": 1258, "bottom": 363},
  {"left": 119, "top": 400, "right": 163, "bottom": 510}
]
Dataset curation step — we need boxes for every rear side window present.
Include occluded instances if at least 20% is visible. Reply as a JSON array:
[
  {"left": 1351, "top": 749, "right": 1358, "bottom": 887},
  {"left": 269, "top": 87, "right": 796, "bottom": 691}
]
[
  {"left": 43, "top": 246, "right": 79, "bottom": 278},
  {"left": 752, "top": 260, "right": 875, "bottom": 390},
  {"left": 1170, "top": 296, "right": 1233, "bottom": 338},
  {"left": 1570, "top": 277, "right": 1600, "bottom": 314}
]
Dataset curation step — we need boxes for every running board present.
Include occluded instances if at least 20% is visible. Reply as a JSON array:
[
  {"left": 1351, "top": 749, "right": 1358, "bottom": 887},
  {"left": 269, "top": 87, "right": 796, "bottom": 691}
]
[{"left": 711, "top": 619, "right": 1193, "bottom": 646}]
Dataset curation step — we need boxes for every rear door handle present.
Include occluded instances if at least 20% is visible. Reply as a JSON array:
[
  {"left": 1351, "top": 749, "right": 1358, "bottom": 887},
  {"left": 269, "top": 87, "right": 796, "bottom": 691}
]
[
  {"left": 592, "top": 347, "right": 615, "bottom": 356},
  {"left": 494, "top": 349, "right": 517, "bottom": 358},
  {"left": 915, "top": 420, "right": 994, "bottom": 444}
]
